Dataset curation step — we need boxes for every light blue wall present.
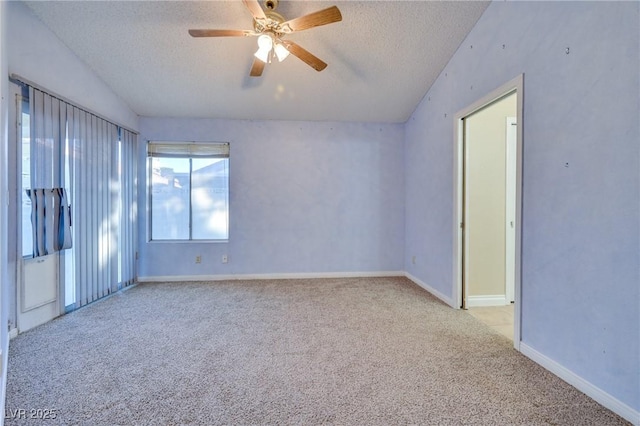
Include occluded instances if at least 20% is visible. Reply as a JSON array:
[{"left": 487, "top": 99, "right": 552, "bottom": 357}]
[
  {"left": 139, "top": 118, "right": 405, "bottom": 278},
  {"left": 405, "top": 1, "right": 639, "bottom": 413},
  {"left": 6, "top": 1, "right": 138, "bottom": 131}
]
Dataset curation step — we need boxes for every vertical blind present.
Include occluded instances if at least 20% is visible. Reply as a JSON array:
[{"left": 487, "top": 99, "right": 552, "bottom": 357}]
[
  {"left": 28, "top": 89, "right": 73, "bottom": 257},
  {"left": 29, "top": 86, "right": 138, "bottom": 310},
  {"left": 119, "top": 128, "right": 138, "bottom": 290}
]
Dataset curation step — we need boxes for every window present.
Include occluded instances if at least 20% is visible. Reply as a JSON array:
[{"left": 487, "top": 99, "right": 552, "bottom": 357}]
[{"left": 148, "top": 142, "right": 229, "bottom": 241}]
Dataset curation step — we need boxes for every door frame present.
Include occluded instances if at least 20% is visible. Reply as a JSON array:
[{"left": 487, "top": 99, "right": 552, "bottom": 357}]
[
  {"left": 452, "top": 74, "right": 524, "bottom": 350},
  {"left": 505, "top": 116, "right": 518, "bottom": 304}
]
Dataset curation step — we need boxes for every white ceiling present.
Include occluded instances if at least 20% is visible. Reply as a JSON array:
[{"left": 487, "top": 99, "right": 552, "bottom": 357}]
[{"left": 24, "top": 1, "right": 489, "bottom": 123}]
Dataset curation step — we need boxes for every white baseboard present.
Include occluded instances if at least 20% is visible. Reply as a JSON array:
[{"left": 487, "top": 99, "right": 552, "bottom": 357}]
[
  {"left": 520, "top": 343, "right": 639, "bottom": 425},
  {"left": 8, "top": 328, "right": 18, "bottom": 339},
  {"left": 137, "top": 270, "right": 405, "bottom": 283},
  {"left": 466, "top": 294, "right": 508, "bottom": 307},
  {"left": 404, "top": 272, "right": 456, "bottom": 308}
]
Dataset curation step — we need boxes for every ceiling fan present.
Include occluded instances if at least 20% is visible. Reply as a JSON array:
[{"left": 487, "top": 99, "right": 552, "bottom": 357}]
[{"left": 189, "top": 0, "right": 342, "bottom": 77}]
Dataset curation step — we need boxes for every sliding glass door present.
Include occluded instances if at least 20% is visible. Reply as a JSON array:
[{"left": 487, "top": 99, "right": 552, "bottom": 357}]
[{"left": 14, "top": 83, "right": 138, "bottom": 332}]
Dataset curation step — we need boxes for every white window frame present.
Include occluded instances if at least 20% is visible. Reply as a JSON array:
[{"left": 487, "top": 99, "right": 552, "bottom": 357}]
[{"left": 147, "top": 141, "right": 230, "bottom": 242}]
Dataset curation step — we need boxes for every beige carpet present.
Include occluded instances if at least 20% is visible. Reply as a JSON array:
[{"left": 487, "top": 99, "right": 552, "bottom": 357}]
[{"left": 5, "top": 277, "right": 629, "bottom": 425}]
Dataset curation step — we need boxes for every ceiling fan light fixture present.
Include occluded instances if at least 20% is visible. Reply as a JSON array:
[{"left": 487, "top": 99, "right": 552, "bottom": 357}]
[
  {"left": 254, "top": 34, "right": 273, "bottom": 63},
  {"left": 188, "top": 1, "right": 342, "bottom": 76},
  {"left": 274, "top": 42, "right": 290, "bottom": 62},
  {"left": 254, "top": 46, "right": 270, "bottom": 63}
]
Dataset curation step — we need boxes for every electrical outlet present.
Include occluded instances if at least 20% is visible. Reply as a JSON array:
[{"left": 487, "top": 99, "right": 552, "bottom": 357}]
[
  {"left": 412, "top": 256, "right": 416, "bottom": 265},
  {"left": 222, "top": 254, "right": 228, "bottom": 264},
  {"left": 195, "top": 255, "right": 201, "bottom": 264}
]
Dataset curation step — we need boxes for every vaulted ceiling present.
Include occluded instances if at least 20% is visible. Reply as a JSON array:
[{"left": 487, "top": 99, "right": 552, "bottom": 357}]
[{"left": 24, "top": 1, "right": 490, "bottom": 123}]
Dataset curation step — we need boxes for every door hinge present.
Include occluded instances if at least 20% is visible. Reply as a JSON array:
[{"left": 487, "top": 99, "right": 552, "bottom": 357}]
[{"left": 460, "top": 222, "right": 464, "bottom": 229}]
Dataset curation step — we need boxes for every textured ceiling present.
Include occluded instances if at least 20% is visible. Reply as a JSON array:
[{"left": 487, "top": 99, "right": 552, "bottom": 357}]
[{"left": 24, "top": 1, "right": 489, "bottom": 123}]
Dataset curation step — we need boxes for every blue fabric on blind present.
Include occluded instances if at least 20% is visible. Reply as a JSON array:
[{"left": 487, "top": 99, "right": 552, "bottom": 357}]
[
  {"left": 26, "top": 188, "right": 72, "bottom": 257},
  {"left": 58, "top": 188, "right": 72, "bottom": 250},
  {"left": 36, "top": 189, "right": 45, "bottom": 256},
  {"left": 26, "top": 189, "right": 45, "bottom": 257},
  {"left": 45, "top": 189, "right": 58, "bottom": 255}
]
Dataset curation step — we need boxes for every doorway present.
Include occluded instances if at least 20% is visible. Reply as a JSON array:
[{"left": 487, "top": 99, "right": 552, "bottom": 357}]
[
  {"left": 10, "top": 84, "right": 63, "bottom": 333},
  {"left": 453, "top": 75, "right": 524, "bottom": 349}
]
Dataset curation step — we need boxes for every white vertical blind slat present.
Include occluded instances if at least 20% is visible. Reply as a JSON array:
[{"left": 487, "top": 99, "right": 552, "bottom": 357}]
[
  {"left": 80, "top": 109, "right": 89, "bottom": 306},
  {"left": 122, "top": 136, "right": 127, "bottom": 287},
  {"left": 57, "top": 103, "right": 67, "bottom": 306},
  {"left": 107, "top": 122, "right": 117, "bottom": 295},
  {"left": 88, "top": 113, "right": 96, "bottom": 302},
  {"left": 130, "top": 131, "right": 136, "bottom": 285},
  {"left": 110, "top": 128, "right": 118, "bottom": 293},
  {"left": 98, "top": 118, "right": 105, "bottom": 299},
  {"left": 97, "top": 118, "right": 104, "bottom": 299},
  {"left": 90, "top": 114, "right": 98, "bottom": 302},
  {"left": 80, "top": 109, "right": 88, "bottom": 305},
  {"left": 120, "top": 128, "right": 137, "bottom": 288},
  {"left": 68, "top": 106, "right": 79, "bottom": 310},
  {"left": 127, "top": 131, "right": 133, "bottom": 285},
  {"left": 43, "top": 93, "right": 54, "bottom": 186},
  {"left": 76, "top": 108, "right": 85, "bottom": 306}
]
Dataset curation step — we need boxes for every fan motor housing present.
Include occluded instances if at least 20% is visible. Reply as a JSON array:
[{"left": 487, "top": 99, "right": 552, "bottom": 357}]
[
  {"left": 254, "top": 10, "right": 285, "bottom": 34},
  {"left": 264, "top": 0, "right": 278, "bottom": 10}
]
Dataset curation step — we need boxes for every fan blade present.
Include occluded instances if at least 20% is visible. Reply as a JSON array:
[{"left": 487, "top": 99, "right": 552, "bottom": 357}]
[
  {"left": 189, "top": 29, "right": 255, "bottom": 37},
  {"left": 282, "top": 41, "right": 327, "bottom": 72},
  {"left": 279, "top": 6, "right": 342, "bottom": 32},
  {"left": 250, "top": 58, "right": 265, "bottom": 77},
  {"left": 243, "top": 0, "right": 266, "bottom": 21}
]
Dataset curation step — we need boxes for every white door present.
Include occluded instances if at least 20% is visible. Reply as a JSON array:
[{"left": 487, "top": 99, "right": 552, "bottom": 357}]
[
  {"left": 505, "top": 117, "right": 517, "bottom": 304},
  {"left": 19, "top": 255, "right": 60, "bottom": 332},
  {"left": 462, "top": 94, "right": 517, "bottom": 307},
  {"left": 14, "top": 92, "right": 61, "bottom": 333}
]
